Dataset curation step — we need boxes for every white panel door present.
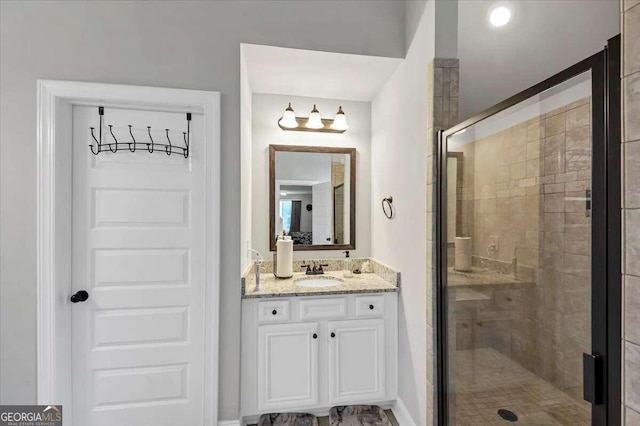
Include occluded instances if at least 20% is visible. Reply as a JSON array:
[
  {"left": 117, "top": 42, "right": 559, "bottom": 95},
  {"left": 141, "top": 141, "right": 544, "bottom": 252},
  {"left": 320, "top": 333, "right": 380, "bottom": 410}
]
[
  {"left": 311, "top": 182, "right": 332, "bottom": 245},
  {"left": 257, "top": 322, "right": 319, "bottom": 411},
  {"left": 71, "top": 106, "right": 206, "bottom": 426},
  {"left": 328, "top": 319, "right": 386, "bottom": 404}
]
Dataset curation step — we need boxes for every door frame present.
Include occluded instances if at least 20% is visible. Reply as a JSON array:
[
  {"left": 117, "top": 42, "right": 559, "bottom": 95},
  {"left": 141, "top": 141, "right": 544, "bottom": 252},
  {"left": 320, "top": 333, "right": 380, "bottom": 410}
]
[
  {"left": 36, "top": 80, "right": 221, "bottom": 424},
  {"left": 435, "top": 35, "right": 621, "bottom": 425}
]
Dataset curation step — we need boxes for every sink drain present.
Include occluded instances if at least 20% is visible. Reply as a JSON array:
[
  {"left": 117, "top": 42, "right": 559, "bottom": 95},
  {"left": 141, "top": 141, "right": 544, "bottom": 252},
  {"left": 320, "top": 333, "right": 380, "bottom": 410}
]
[{"left": 497, "top": 409, "right": 518, "bottom": 422}]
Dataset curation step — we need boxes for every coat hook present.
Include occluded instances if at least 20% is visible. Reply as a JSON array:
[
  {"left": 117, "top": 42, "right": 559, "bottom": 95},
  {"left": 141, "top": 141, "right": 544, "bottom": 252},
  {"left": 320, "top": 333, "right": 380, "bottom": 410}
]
[
  {"left": 182, "top": 132, "right": 189, "bottom": 158},
  {"left": 147, "top": 126, "right": 154, "bottom": 153},
  {"left": 108, "top": 125, "right": 118, "bottom": 153},
  {"left": 128, "top": 125, "right": 136, "bottom": 152},
  {"left": 89, "top": 127, "right": 100, "bottom": 155},
  {"left": 165, "top": 129, "right": 172, "bottom": 155}
]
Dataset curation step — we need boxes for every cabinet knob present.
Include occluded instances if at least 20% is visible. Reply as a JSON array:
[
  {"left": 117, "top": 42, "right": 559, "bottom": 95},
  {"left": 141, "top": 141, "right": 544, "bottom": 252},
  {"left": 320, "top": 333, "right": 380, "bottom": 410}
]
[
  {"left": 331, "top": 332, "right": 336, "bottom": 338},
  {"left": 272, "top": 309, "right": 277, "bottom": 315},
  {"left": 369, "top": 304, "right": 374, "bottom": 310},
  {"left": 313, "top": 333, "right": 318, "bottom": 339}
]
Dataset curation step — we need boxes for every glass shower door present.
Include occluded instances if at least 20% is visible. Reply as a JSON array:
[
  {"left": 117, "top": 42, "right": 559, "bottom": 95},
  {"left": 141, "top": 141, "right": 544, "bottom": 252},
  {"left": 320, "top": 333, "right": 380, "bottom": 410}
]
[{"left": 437, "top": 41, "right": 620, "bottom": 426}]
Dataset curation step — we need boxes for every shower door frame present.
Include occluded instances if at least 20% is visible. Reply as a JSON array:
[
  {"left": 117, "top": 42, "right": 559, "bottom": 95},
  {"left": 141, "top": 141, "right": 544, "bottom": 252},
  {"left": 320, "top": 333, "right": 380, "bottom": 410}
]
[{"left": 436, "top": 35, "right": 621, "bottom": 426}]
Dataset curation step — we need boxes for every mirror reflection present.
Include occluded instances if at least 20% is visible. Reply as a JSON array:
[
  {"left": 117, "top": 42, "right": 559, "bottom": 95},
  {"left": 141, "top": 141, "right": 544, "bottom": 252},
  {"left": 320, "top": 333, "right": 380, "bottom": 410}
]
[{"left": 270, "top": 146, "right": 356, "bottom": 251}]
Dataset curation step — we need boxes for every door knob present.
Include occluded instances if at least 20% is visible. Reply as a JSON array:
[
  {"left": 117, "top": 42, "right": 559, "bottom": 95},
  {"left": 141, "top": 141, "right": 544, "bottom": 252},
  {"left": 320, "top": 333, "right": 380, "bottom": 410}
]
[
  {"left": 70, "top": 290, "right": 89, "bottom": 303},
  {"left": 331, "top": 332, "right": 336, "bottom": 338},
  {"left": 313, "top": 333, "right": 318, "bottom": 339}
]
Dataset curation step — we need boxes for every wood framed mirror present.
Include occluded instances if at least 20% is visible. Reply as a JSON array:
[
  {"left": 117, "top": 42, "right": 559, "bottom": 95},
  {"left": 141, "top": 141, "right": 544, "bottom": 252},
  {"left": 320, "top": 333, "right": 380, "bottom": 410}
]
[{"left": 269, "top": 144, "right": 356, "bottom": 251}]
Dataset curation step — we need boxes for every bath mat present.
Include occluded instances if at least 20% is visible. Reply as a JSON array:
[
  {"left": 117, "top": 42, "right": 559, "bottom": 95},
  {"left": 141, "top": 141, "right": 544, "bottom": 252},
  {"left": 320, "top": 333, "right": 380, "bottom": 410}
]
[
  {"left": 257, "top": 412, "right": 318, "bottom": 426},
  {"left": 329, "top": 405, "right": 391, "bottom": 426}
]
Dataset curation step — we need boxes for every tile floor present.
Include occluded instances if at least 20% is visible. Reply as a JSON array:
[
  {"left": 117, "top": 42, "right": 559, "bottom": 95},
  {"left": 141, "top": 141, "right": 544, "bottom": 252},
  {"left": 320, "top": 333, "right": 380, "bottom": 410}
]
[{"left": 452, "top": 348, "right": 590, "bottom": 425}]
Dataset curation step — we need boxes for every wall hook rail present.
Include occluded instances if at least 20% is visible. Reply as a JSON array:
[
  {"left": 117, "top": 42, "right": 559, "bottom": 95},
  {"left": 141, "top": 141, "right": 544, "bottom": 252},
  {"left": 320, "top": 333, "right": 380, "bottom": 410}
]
[{"left": 88, "top": 106, "right": 191, "bottom": 158}]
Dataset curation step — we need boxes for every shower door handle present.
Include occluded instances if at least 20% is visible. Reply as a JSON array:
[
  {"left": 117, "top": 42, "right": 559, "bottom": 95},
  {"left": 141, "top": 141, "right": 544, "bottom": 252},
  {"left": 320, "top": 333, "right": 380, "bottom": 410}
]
[{"left": 583, "top": 352, "right": 604, "bottom": 405}]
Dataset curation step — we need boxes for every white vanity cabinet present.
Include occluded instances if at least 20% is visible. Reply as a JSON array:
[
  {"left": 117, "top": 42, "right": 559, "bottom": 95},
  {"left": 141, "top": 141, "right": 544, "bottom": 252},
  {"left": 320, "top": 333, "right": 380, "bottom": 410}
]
[
  {"left": 327, "top": 318, "right": 386, "bottom": 404},
  {"left": 257, "top": 322, "right": 320, "bottom": 411},
  {"left": 241, "top": 293, "right": 398, "bottom": 418}
]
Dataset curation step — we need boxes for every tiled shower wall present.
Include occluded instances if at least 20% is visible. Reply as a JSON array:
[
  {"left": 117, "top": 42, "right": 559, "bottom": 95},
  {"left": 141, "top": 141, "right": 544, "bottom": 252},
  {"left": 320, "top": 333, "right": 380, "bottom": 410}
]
[
  {"left": 622, "top": 0, "right": 640, "bottom": 424},
  {"left": 455, "top": 98, "right": 592, "bottom": 404},
  {"left": 427, "top": 58, "right": 460, "bottom": 425}
]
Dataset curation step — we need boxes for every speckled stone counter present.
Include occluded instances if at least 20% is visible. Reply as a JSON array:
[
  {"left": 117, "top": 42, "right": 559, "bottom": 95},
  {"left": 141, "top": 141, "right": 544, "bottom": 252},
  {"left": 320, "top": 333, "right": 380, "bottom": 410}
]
[{"left": 241, "top": 258, "right": 400, "bottom": 299}]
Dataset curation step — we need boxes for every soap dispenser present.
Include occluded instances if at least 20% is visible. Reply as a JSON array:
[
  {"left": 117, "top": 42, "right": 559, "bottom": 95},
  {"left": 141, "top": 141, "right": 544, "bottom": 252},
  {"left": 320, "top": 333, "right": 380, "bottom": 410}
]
[{"left": 342, "top": 250, "right": 353, "bottom": 278}]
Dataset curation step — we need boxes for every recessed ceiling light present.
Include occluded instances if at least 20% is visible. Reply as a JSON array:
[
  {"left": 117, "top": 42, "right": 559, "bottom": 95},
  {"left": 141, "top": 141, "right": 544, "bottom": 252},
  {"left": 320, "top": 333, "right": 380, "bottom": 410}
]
[{"left": 490, "top": 6, "right": 512, "bottom": 27}]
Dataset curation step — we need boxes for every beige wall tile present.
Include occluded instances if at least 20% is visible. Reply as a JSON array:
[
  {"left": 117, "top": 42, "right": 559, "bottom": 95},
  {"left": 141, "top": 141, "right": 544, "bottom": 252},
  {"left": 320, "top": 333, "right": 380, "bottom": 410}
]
[
  {"left": 545, "top": 113, "right": 567, "bottom": 136},
  {"left": 627, "top": 209, "right": 640, "bottom": 276},
  {"left": 565, "top": 232, "right": 589, "bottom": 256},
  {"left": 626, "top": 275, "right": 640, "bottom": 345},
  {"left": 544, "top": 193, "right": 565, "bottom": 212},
  {"left": 625, "top": 3, "right": 640, "bottom": 76},
  {"left": 627, "top": 406, "right": 640, "bottom": 425},
  {"left": 625, "top": 71, "right": 640, "bottom": 142},
  {"left": 626, "top": 341, "right": 640, "bottom": 413},
  {"left": 527, "top": 120, "right": 544, "bottom": 141},
  {"left": 627, "top": 0, "right": 640, "bottom": 11},
  {"left": 626, "top": 140, "right": 640, "bottom": 208},
  {"left": 566, "top": 104, "right": 590, "bottom": 130},
  {"left": 564, "top": 254, "right": 590, "bottom": 277},
  {"left": 544, "top": 133, "right": 566, "bottom": 157}
]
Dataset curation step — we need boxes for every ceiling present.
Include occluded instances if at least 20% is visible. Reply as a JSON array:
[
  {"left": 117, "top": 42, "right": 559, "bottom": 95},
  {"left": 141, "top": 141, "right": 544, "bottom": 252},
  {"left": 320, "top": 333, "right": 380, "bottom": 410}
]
[
  {"left": 457, "top": 0, "right": 620, "bottom": 120},
  {"left": 242, "top": 44, "right": 403, "bottom": 102}
]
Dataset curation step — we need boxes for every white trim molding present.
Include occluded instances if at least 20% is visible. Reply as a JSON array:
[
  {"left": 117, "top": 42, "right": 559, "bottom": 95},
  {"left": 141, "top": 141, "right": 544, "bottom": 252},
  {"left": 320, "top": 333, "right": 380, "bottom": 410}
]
[
  {"left": 218, "top": 421, "right": 241, "bottom": 426},
  {"left": 36, "top": 80, "right": 221, "bottom": 424}
]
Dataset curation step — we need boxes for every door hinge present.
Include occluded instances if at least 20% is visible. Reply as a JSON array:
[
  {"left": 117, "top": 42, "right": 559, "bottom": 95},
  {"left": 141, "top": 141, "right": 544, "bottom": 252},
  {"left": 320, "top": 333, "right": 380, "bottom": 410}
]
[{"left": 583, "top": 352, "right": 604, "bottom": 405}]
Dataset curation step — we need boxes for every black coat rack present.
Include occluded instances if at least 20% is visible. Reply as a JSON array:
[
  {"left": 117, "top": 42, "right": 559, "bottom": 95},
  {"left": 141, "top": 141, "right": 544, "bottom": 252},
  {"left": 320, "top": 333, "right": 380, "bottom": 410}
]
[{"left": 89, "top": 106, "right": 191, "bottom": 158}]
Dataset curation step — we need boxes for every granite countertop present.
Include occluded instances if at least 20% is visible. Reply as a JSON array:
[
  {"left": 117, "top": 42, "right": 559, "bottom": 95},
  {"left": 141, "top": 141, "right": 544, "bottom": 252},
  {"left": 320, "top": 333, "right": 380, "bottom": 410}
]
[
  {"left": 243, "top": 270, "right": 398, "bottom": 299},
  {"left": 448, "top": 267, "right": 532, "bottom": 287}
]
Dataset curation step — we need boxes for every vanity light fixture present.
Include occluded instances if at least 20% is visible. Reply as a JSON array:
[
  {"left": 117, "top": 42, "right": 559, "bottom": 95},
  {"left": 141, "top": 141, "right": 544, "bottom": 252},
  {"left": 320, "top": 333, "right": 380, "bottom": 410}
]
[
  {"left": 278, "top": 103, "right": 298, "bottom": 129},
  {"left": 277, "top": 103, "right": 348, "bottom": 134},
  {"left": 305, "top": 104, "right": 324, "bottom": 129}
]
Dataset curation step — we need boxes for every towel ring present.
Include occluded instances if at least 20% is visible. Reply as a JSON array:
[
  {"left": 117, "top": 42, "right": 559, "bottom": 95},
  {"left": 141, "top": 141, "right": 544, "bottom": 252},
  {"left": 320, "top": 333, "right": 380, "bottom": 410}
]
[{"left": 382, "top": 196, "right": 394, "bottom": 219}]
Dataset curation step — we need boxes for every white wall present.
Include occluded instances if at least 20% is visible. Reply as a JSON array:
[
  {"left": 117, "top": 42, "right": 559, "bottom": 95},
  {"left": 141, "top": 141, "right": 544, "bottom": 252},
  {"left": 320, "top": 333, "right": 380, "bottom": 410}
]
[
  {"left": 371, "top": 2, "right": 435, "bottom": 424},
  {"left": 0, "top": 1, "right": 405, "bottom": 417},
  {"left": 458, "top": 0, "right": 619, "bottom": 120},
  {"left": 251, "top": 94, "right": 371, "bottom": 259}
]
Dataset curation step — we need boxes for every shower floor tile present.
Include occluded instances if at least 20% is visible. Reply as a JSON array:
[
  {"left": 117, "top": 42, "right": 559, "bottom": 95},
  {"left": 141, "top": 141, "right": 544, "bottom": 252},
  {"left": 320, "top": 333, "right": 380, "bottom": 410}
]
[{"left": 453, "top": 348, "right": 590, "bottom": 425}]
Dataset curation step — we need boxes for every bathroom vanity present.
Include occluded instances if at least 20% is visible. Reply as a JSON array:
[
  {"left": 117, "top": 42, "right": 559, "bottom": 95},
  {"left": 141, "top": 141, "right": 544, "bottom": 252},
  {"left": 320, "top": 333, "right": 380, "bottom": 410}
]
[{"left": 239, "top": 262, "right": 399, "bottom": 420}]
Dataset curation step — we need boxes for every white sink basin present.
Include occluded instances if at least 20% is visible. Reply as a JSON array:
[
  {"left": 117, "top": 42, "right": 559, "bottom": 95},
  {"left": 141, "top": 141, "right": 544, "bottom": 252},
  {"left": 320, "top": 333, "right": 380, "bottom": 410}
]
[{"left": 295, "top": 278, "right": 343, "bottom": 288}]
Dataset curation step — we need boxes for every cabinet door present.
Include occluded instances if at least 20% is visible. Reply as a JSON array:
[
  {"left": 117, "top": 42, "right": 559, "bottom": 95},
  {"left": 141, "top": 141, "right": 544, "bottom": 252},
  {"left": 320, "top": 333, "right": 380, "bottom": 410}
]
[
  {"left": 257, "top": 322, "right": 319, "bottom": 411},
  {"left": 328, "top": 319, "right": 386, "bottom": 404}
]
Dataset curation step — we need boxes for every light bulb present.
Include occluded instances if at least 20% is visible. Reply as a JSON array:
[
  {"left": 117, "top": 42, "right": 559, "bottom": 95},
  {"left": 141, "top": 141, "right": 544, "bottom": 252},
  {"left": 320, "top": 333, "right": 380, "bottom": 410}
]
[
  {"left": 489, "top": 6, "right": 511, "bottom": 27},
  {"left": 331, "top": 106, "right": 348, "bottom": 131},
  {"left": 278, "top": 103, "right": 298, "bottom": 129},
  {"left": 305, "top": 104, "right": 324, "bottom": 129}
]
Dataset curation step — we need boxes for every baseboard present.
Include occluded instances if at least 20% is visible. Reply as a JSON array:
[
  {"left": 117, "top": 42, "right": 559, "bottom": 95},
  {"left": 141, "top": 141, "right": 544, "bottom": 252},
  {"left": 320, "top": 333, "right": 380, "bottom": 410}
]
[
  {"left": 218, "top": 420, "right": 241, "bottom": 426},
  {"left": 391, "top": 398, "right": 417, "bottom": 426}
]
